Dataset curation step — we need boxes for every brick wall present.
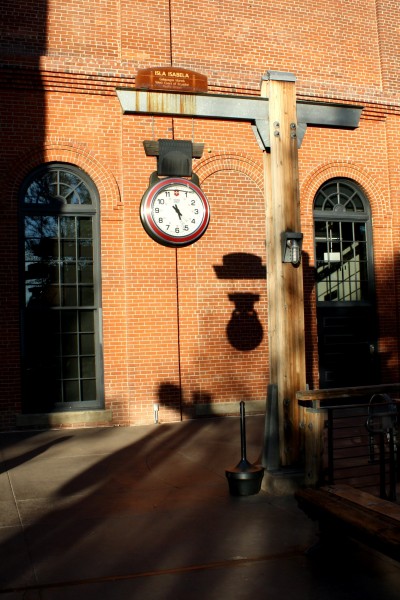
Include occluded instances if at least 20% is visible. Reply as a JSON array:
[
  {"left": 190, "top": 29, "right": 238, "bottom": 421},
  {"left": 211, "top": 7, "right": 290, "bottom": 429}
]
[{"left": 0, "top": 0, "right": 399, "bottom": 428}]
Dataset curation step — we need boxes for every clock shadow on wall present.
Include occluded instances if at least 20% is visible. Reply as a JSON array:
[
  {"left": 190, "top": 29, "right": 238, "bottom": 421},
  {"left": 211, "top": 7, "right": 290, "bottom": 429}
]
[
  {"left": 155, "top": 253, "right": 266, "bottom": 419},
  {"left": 214, "top": 253, "right": 266, "bottom": 351}
]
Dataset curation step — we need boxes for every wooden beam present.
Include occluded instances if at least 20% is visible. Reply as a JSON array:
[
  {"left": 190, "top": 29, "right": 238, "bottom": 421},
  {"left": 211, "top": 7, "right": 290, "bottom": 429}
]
[
  {"left": 297, "top": 383, "right": 400, "bottom": 406},
  {"left": 262, "top": 72, "right": 306, "bottom": 466}
]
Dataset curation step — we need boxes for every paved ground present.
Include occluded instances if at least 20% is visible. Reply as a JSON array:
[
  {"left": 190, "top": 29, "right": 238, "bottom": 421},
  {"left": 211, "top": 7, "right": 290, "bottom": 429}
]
[{"left": 1, "top": 415, "right": 400, "bottom": 599}]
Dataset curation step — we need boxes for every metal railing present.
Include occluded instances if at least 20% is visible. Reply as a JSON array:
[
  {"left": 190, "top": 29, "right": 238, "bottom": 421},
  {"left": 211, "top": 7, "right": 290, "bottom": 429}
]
[{"left": 324, "top": 395, "right": 398, "bottom": 500}]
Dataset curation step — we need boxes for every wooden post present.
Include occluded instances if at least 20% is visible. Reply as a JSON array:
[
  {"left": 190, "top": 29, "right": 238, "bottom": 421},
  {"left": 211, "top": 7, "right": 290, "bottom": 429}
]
[{"left": 261, "top": 72, "right": 306, "bottom": 466}]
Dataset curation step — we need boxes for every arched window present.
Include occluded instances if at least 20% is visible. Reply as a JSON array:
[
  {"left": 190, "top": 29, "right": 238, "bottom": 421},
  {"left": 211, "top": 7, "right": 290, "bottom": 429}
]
[
  {"left": 313, "top": 178, "right": 378, "bottom": 388},
  {"left": 19, "top": 163, "right": 103, "bottom": 412},
  {"left": 314, "top": 179, "right": 372, "bottom": 303}
]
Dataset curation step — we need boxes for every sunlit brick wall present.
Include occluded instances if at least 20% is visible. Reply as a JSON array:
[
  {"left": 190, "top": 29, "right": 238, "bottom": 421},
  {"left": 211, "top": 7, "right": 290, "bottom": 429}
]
[{"left": 0, "top": 0, "right": 399, "bottom": 427}]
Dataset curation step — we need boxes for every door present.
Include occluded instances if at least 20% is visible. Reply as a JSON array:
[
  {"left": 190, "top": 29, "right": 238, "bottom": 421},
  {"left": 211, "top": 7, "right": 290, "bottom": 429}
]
[{"left": 314, "top": 179, "right": 379, "bottom": 388}]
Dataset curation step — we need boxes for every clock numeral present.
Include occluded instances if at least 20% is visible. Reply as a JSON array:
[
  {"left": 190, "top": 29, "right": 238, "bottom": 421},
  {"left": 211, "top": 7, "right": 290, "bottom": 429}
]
[
  {"left": 158, "top": 198, "right": 165, "bottom": 204},
  {"left": 184, "top": 225, "right": 189, "bottom": 231},
  {"left": 194, "top": 209, "right": 199, "bottom": 214},
  {"left": 158, "top": 218, "right": 163, "bottom": 223},
  {"left": 155, "top": 208, "right": 159, "bottom": 213},
  {"left": 175, "top": 227, "right": 180, "bottom": 234},
  {"left": 191, "top": 199, "right": 196, "bottom": 205},
  {"left": 191, "top": 219, "right": 196, "bottom": 224}
]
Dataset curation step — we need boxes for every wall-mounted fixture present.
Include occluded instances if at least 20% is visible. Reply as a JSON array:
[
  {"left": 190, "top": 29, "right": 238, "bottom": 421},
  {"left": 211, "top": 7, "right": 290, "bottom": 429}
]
[
  {"left": 157, "top": 139, "right": 193, "bottom": 177},
  {"left": 281, "top": 231, "right": 303, "bottom": 265}
]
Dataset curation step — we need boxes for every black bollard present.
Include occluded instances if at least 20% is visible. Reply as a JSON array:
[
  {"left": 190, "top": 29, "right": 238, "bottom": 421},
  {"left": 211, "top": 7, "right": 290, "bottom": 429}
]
[{"left": 225, "top": 401, "right": 264, "bottom": 496}]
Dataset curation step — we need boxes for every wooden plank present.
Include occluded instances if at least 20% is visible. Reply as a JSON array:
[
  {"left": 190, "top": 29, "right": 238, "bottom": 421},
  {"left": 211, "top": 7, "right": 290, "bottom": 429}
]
[
  {"left": 295, "top": 485, "right": 400, "bottom": 561},
  {"left": 296, "top": 383, "right": 400, "bottom": 404},
  {"left": 322, "top": 484, "right": 400, "bottom": 521},
  {"left": 296, "top": 488, "right": 396, "bottom": 532}
]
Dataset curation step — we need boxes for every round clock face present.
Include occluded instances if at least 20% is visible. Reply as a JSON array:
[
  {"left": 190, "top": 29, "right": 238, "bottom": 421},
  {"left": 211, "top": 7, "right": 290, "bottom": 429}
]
[{"left": 140, "top": 177, "right": 210, "bottom": 247}]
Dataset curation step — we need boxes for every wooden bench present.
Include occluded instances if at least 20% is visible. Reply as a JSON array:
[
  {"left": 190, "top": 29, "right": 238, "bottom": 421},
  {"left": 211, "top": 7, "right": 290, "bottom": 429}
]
[{"left": 295, "top": 484, "right": 400, "bottom": 562}]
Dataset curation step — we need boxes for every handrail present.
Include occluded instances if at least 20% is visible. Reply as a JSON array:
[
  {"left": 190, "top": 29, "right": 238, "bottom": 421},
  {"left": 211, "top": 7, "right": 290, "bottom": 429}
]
[{"left": 296, "top": 383, "right": 400, "bottom": 408}]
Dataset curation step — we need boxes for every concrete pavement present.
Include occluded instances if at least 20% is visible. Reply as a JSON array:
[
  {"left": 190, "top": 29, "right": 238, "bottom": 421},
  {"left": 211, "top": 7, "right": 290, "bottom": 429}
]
[{"left": 1, "top": 415, "right": 400, "bottom": 599}]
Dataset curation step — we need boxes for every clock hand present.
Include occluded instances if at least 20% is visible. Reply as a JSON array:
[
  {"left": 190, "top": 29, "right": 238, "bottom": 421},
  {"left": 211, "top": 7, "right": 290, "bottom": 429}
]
[{"left": 173, "top": 204, "right": 183, "bottom": 220}]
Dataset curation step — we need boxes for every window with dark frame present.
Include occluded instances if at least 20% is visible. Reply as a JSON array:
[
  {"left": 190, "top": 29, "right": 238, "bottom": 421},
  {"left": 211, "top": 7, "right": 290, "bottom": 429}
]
[
  {"left": 20, "top": 163, "right": 103, "bottom": 412},
  {"left": 314, "top": 179, "right": 371, "bottom": 304}
]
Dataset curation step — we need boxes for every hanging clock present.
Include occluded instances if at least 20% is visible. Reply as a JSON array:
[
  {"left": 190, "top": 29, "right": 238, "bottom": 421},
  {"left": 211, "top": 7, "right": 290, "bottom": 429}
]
[{"left": 140, "top": 175, "right": 210, "bottom": 247}]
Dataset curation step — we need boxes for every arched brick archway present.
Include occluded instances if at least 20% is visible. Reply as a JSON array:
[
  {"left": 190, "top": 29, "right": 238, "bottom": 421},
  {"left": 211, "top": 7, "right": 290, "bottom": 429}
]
[
  {"left": 301, "top": 161, "right": 386, "bottom": 228},
  {"left": 9, "top": 142, "right": 121, "bottom": 213},
  {"left": 194, "top": 153, "right": 264, "bottom": 191}
]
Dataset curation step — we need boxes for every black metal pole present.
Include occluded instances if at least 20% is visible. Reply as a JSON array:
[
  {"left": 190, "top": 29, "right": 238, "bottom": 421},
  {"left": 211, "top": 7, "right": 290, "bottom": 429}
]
[
  {"left": 240, "top": 401, "right": 247, "bottom": 461},
  {"left": 389, "top": 428, "right": 396, "bottom": 502},
  {"left": 379, "top": 433, "right": 386, "bottom": 499},
  {"left": 327, "top": 408, "right": 334, "bottom": 484}
]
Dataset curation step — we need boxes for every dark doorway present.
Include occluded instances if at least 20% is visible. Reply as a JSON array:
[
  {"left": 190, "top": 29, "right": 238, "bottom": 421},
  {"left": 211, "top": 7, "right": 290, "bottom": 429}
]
[{"left": 314, "top": 179, "right": 379, "bottom": 388}]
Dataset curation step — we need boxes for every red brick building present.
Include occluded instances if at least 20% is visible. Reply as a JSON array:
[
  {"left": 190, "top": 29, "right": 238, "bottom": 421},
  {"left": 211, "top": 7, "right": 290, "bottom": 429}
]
[{"left": 1, "top": 1, "right": 399, "bottom": 437}]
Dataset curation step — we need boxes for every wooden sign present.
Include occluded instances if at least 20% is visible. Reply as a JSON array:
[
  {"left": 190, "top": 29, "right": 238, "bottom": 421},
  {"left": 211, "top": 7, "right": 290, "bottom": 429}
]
[{"left": 135, "top": 67, "right": 208, "bottom": 93}]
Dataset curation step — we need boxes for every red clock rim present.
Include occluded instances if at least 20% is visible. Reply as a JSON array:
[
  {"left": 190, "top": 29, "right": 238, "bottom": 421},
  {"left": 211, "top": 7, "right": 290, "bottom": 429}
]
[{"left": 142, "top": 177, "right": 210, "bottom": 245}]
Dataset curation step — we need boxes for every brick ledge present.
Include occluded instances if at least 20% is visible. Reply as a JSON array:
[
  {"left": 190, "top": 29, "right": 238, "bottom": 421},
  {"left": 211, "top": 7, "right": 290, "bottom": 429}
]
[
  {"left": 195, "top": 400, "right": 265, "bottom": 417},
  {"left": 16, "top": 409, "right": 113, "bottom": 428}
]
